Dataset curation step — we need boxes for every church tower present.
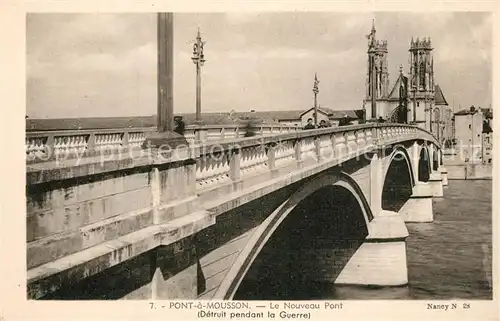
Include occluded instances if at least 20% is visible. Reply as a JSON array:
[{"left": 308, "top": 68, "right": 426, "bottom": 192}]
[
  {"left": 364, "top": 20, "right": 390, "bottom": 120},
  {"left": 408, "top": 37, "right": 434, "bottom": 129}
]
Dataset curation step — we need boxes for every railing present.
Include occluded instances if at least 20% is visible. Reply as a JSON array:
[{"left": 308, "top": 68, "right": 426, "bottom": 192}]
[
  {"left": 193, "top": 124, "right": 435, "bottom": 191},
  {"left": 26, "top": 124, "right": 440, "bottom": 182},
  {"left": 25, "top": 124, "right": 301, "bottom": 163}
]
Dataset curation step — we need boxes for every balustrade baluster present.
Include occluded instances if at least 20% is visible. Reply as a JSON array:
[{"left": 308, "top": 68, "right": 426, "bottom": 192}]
[
  {"left": 258, "top": 147, "right": 268, "bottom": 173},
  {"left": 207, "top": 159, "right": 218, "bottom": 184},
  {"left": 78, "top": 135, "right": 85, "bottom": 154},
  {"left": 58, "top": 136, "right": 66, "bottom": 156},
  {"left": 73, "top": 136, "right": 80, "bottom": 155},
  {"left": 204, "top": 157, "right": 214, "bottom": 185},
  {"left": 347, "top": 131, "right": 357, "bottom": 156},
  {"left": 100, "top": 134, "right": 106, "bottom": 150},
  {"left": 195, "top": 158, "right": 206, "bottom": 187},
  {"left": 25, "top": 139, "right": 31, "bottom": 157},
  {"left": 229, "top": 149, "right": 241, "bottom": 181},
  {"left": 220, "top": 153, "right": 230, "bottom": 182},
  {"left": 67, "top": 136, "right": 74, "bottom": 155},
  {"left": 53, "top": 137, "right": 60, "bottom": 156},
  {"left": 365, "top": 130, "right": 373, "bottom": 148},
  {"left": 333, "top": 133, "right": 345, "bottom": 158},
  {"left": 245, "top": 149, "right": 254, "bottom": 173},
  {"left": 330, "top": 134, "right": 337, "bottom": 159},
  {"left": 249, "top": 148, "right": 256, "bottom": 172},
  {"left": 111, "top": 133, "right": 117, "bottom": 149},
  {"left": 357, "top": 131, "right": 366, "bottom": 150},
  {"left": 32, "top": 139, "right": 40, "bottom": 157},
  {"left": 314, "top": 137, "right": 321, "bottom": 162},
  {"left": 29, "top": 139, "right": 37, "bottom": 157},
  {"left": 240, "top": 148, "right": 249, "bottom": 175}
]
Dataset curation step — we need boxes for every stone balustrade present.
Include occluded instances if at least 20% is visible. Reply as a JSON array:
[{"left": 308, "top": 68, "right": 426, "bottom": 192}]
[
  {"left": 190, "top": 124, "right": 431, "bottom": 194},
  {"left": 25, "top": 124, "right": 301, "bottom": 164}
]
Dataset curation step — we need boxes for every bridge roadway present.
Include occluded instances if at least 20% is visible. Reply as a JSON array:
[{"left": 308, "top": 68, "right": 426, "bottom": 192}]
[{"left": 26, "top": 123, "right": 448, "bottom": 300}]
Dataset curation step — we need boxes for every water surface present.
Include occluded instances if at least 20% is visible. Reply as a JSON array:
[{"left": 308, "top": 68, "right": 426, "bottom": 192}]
[{"left": 334, "top": 179, "right": 493, "bottom": 300}]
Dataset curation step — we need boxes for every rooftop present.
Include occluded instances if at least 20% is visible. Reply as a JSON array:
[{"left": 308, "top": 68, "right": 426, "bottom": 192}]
[
  {"left": 434, "top": 85, "right": 448, "bottom": 106},
  {"left": 454, "top": 107, "right": 493, "bottom": 118}
]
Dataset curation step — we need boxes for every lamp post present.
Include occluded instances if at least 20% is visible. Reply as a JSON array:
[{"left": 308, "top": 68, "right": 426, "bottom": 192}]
[
  {"left": 142, "top": 12, "right": 188, "bottom": 150},
  {"left": 157, "top": 12, "right": 174, "bottom": 133},
  {"left": 313, "top": 73, "right": 319, "bottom": 128},
  {"left": 192, "top": 27, "right": 206, "bottom": 125}
]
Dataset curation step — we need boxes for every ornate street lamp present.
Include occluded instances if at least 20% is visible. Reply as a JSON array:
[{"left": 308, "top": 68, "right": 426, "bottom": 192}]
[
  {"left": 192, "top": 27, "right": 206, "bottom": 124},
  {"left": 312, "top": 73, "right": 319, "bottom": 127}
]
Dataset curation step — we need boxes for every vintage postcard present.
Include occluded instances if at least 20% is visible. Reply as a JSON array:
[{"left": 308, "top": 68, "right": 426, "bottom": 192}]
[{"left": 0, "top": 1, "right": 498, "bottom": 321}]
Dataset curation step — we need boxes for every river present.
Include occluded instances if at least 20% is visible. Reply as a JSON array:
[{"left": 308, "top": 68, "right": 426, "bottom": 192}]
[{"left": 333, "top": 179, "right": 493, "bottom": 300}]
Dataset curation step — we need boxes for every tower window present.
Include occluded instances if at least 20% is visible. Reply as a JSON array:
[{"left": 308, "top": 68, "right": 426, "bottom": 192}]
[
  {"left": 469, "top": 124, "right": 471, "bottom": 129},
  {"left": 419, "top": 61, "right": 426, "bottom": 88}
]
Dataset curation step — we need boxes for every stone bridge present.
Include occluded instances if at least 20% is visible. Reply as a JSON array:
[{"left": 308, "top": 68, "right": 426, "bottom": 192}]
[{"left": 26, "top": 123, "right": 448, "bottom": 300}]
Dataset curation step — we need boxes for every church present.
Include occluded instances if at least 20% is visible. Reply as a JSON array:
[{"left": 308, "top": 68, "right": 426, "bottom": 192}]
[{"left": 362, "top": 21, "right": 452, "bottom": 143}]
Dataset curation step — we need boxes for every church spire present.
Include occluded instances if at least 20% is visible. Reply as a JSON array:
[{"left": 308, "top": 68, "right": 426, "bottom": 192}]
[{"left": 367, "top": 19, "right": 377, "bottom": 49}]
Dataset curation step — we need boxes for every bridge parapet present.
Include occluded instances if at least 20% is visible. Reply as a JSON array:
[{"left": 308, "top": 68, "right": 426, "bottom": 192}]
[
  {"left": 25, "top": 123, "right": 439, "bottom": 299},
  {"left": 25, "top": 124, "right": 301, "bottom": 164},
  {"left": 193, "top": 124, "right": 436, "bottom": 195}
]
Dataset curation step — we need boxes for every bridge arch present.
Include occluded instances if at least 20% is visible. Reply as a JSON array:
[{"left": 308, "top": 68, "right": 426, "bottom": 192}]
[
  {"left": 212, "top": 171, "right": 372, "bottom": 300},
  {"left": 382, "top": 146, "right": 416, "bottom": 188},
  {"left": 432, "top": 146, "right": 439, "bottom": 171},
  {"left": 381, "top": 146, "right": 415, "bottom": 211},
  {"left": 418, "top": 145, "right": 431, "bottom": 182}
]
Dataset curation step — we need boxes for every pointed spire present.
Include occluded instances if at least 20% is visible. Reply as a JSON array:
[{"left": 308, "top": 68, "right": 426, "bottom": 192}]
[
  {"left": 399, "top": 64, "right": 403, "bottom": 75},
  {"left": 367, "top": 18, "right": 377, "bottom": 49}
]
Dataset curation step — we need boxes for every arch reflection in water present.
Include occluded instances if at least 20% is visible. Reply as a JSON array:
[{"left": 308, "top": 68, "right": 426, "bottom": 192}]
[{"left": 234, "top": 185, "right": 368, "bottom": 300}]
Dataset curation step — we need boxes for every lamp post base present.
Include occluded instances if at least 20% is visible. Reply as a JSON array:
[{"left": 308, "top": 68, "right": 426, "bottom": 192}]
[{"left": 141, "top": 131, "right": 189, "bottom": 151}]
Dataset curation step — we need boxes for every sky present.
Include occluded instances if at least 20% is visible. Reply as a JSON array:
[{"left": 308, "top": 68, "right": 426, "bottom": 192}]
[{"left": 26, "top": 12, "right": 492, "bottom": 119}]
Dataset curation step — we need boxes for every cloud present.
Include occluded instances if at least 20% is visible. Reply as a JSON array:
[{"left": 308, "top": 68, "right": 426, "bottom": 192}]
[{"left": 224, "top": 12, "right": 261, "bottom": 25}]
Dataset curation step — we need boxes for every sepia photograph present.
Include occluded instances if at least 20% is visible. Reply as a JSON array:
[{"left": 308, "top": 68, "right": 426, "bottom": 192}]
[{"left": 23, "top": 11, "right": 493, "bottom": 304}]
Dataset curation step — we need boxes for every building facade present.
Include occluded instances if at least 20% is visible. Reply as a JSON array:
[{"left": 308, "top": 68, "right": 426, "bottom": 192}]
[
  {"left": 483, "top": 132, "right": 493, "bottom": 164},
  {"left": 454, "top": 107, "right": 493, "bottom": 164},
  {"left": 363, "top": 21, "right": 453, "bottom": 141}
]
